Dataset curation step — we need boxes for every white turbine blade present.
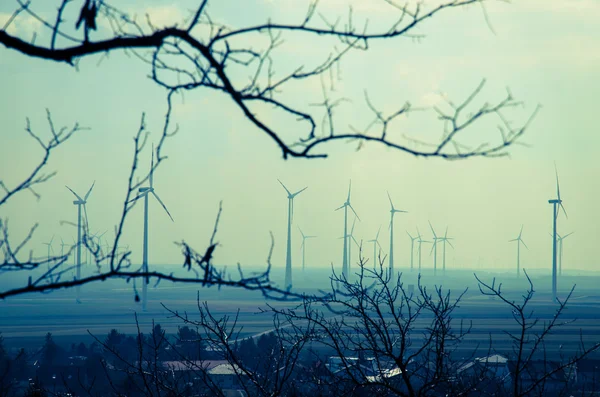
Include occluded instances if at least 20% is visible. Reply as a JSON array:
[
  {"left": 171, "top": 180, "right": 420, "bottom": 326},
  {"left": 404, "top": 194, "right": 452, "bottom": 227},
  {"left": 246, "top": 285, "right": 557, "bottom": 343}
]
[
  {"left": 554, "top": 161, "right": 561, "bottom": 201},
  {"left": 559, "top": 202, "right": 568, "bottom": 219},
  {"left": 278, "top": 179, "right": 292, "bottom": 196},
  {"left": 416, "top": 227, "right": 421, "bottom": 240},
  {"left": 49, "top": 235, "right": 55, "bottom": 245},
  {"left": 350, "top": 217, "right": 357, "bottom": 234},
  {"left": 66, "top": 186, "right": 83, "bottom": 201},
  {"left": 387, "top": 191, "right": 394, "bottom": 210},
  {"left": 392, "top": 209, "right": 408, "bottom": 214},
  {"left": 349, "top": 204, "right": 360, "bottom": 221},
  {"left": 520, "top": 239, "right": 529, "bottom": 250},
  {"left": 367, "top": 239, "right": 376, "bottom": 243},
  {"left": 84, "top": 181, "right": 95, "bottom": 201},
  {"left": 444, "top": 227, "right": 448, "bottom": 239},
  {"left": 347, "top": 180, "right": 352, "bottom": 202},
  {"left": 447, "top": 240, "right": 455, "bottom": 249},
  {"left": 406, "top": 231, "right": 413, "bottom": 239},
  {"left": 307, "top": 235, "right": 317, "bottom": 239},
  {"left": 351, "top": 235, "right": 359, "bottom": 247},
  {"left": 518, "top": 224, "right": 524, "bottom": 239},
  {"left": 298, "top": 226, "right": 305, "bottom": 239},
  {"left": 83, "top": 204, "right": 90, "bottom": 234},
  {"left": 300, "top": 241, "right": 304, "bottom": 250},
  {"left": 152, "top": 191, "right": 174, "bottom": 222},
  {"left": 428, "top": 221, "right": 437, "bottom": 238},
  {"left": 334, "top": 204, "right": 345, "bottom": 211},
  {"left": 509, "top": 238, "right": 518, "bottom": 242},
  {"left": 429, "top": 240, "right": 436, "bottom": 255},
  {"left": 292, "top": 186, "right": 308, "bottom": 197},
  {"left": 563, "top": 231, "right": 574, "bottom": 239},
  {"left": 375, "top": 225, "right": 381, "bottom": 241}
]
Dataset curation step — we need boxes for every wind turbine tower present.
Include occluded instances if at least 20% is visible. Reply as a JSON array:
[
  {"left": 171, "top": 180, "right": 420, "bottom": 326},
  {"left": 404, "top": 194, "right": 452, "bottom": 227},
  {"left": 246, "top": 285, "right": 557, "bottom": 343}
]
[
  {"left": 66, "top": 182, "right": 95, "bottom": 303},
  {"left": 129, "top": 148, "right": 174, "bottom": 311},
  {"left": 509, "top": 225, "right": 528, "bottom": 278},
  {"left": 278, "top": 179, "right": 307, "bottom": 289},
  {"left": 429, "top": 221, "right": 441, "bottom": 276},
  {"left": 557, "top": 231, "right": 573, "bottom": 276},
  {"left": 298, "top": 227, "right": 317, "bottom": 271},
  {"left": 367, "top": 226, "right": 382, "bottom": 270},
  {"left": 437, "top": 227, "right": 454, "bottom": 275},
  {"left": 548, "top": 164, "right": 567, "bottom": 302},
  {"left": 416, "top": 228, "right": 431, "bottom": 273},
  {"left": 406, "top": 231, "right": 418, "bottom": 272},
  {"left": 387, "top": 192, "right": 407, "bottom": 281},
  {"left": 335, "top": 181, "right": 359, "bottom": 279}
]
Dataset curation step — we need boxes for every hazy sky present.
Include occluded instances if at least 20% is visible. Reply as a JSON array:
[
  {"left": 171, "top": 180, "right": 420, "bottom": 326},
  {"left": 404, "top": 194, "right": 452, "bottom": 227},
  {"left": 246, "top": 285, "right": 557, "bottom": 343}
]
[{"left": 1, "top": 0, "right": 598, "bottom": 280}]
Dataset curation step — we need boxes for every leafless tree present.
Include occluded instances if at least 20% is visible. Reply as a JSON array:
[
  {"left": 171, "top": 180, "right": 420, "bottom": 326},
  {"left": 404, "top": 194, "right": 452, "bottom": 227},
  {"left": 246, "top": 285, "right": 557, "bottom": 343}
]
[{"left": 475, "top": 271, "right": 600, "bottom": 397}]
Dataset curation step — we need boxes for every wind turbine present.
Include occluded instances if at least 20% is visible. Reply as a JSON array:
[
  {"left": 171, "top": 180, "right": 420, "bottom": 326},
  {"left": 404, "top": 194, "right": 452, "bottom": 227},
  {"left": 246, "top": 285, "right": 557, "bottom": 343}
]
[
  {"left": 557, "top": 231, "right": 573, "bottom": 276},
  {"left": 43, "top": 236, "right": 55, "bottom": 263},
  {"left": 387, "top": 192, "right": 407, "bottom": 281},
  {"left": 367, "top": 226, "right": 382, "bottom": 270},
  {"left": 406, "top": 231, "right": 418, "bottom": 272},
  {"left": 548, "top": 163, "right": 567, "bottom": 302},
  {"left": 509, "top": 225, "right": 528, "bottom": 278},
  {"left": 278, "top": 179, "right": 307, "bottom": 289},
  {"left": 128, "top": 147, "right": 174, "bottom": 311},
  {"left": 298, "top": 227, "right": 317, "bottom": 271},
  {"left": 66, "top": 181, "right": 95, "bottom": 303},
  {"left": 416, "top": 228, "right": 431, "bottom": 273},
  {"left": 437, "top": 227, "right": 454, "bottom": 275},
  {"left": 429, "top": 221, "right": 441, "bottom": 276},
  {"left": 335, "top": 181, "right": 359, "bottom": 279},
  {"left": 60, "top": 238, "right": 68, "bottom": 261}
]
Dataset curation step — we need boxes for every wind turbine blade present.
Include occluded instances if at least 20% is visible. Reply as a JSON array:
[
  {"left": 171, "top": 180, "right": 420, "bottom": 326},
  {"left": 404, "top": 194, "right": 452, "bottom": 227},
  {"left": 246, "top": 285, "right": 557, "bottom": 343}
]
[
  {"left": 307, "top": 235, "right": 317, "bottom": 238},
  {"left": 447, "top": 240, "right": 455, "bottom": 249},
  {"left": 83, "top": 204, "right": 90, "bottom": 234},
  {"left": 387, "top": 191, "right": 394, "bottom": 210},
  {"left": 351, "top": 236, "right": 359, "bottom": 247},
  {"left": 84, "top": 181, "right": 95, "bottom": 201},
  {"left": 554, "top": 161, "right": 561, "bottom": 201},
  {"left": 278, "top": 179, "right": 292, "bottom": 196},
  {"left": 350, "top": 217, "right": 356, "bottom": 234},
  {"left": 377, "top": 241, "right": 382, "bottom": 249},
  {"left": 349, "top": 204, "right": 360, "bottom": 221},
  {"left": 375, "top": 225, "right": 381, "bottom": 241},
  {"left": 151, "top": 191, "right": 174, "bottom": 222},
  {"left": 49, "top": 235, "right": 55, "bottom": 245},
  {"left": 334, "top": 204, "right": 345, "bottom": 211},
  {"left": 347, "top": 180, "right": 352, "bottom": 202},
  {"left": 66, "top": 186, "right": 83, "bottom": 201},
  {"left": 428, "top": 221, "right": 436, "bottom": 238},
  {"left": 406, "top": 231, "right": 413, "bottom": 239},
  {"left": 298, "top": 226, "right": 305, "bottom": 239},
  {"left": 563, "top": 232, "right": 574, "bottom": 239},
  {"left": 444, "top": 227, "right": 448, "bottom": 239},
  {"left": 560, "top": 203, "right": 568, "bottom": 219},
  {"left": 150, "top": 144, "right": 154, "bottom": 188},
  {"left": 519, "top": 224, "right": 524, "bottom": 239},
  {"left": 416, "top": 227, "right": 421, "bottom": 240},
  {"left": 509, "top": 238, "right": 518, "bottom": 242},
  {"left": 521, "top": 239, "right": 529, "bottom": 250},
  {"left": 292, "top": 186, "right": 308, "bottom": 197},
  {"left": 430, "top": 240, "right": 436, "bottom": 255}
]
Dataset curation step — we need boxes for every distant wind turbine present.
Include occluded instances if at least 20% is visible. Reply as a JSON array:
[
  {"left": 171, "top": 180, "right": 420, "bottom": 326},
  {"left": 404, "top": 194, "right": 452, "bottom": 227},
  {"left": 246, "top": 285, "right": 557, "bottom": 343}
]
[
  {"left": 367, "top": 226, "right": 382, "bottom": 270},
  {"left": 406, "top": 231, "right": 418, "bottom": 272},
  {"left": 60, "top": 238, "right": 68, "bottom": 261},
  {"left": 278, "top": 179, "right": 307, "bottom": 289},
  {"left": 66, "top": 181, "right": 95, "bottom": 303},
  {"left": 509, "top": 225, "right": 528, "bottom": 278},
  {"left": 429, "top": 221, "right": 441, "bottom": 276},
  {"left": 335, "top": 181, "right": 359, "bottom": 279},
  {"left": 437, "top": 227, "right": 454, "bottom": 275},
  {"left": 387, "top": 192, "right": 407, "bottom": 281},
  {"left": 128, "top": 147, "right": 174, "bottom": 311},
  {"left": 347, "top": 216, "right": 359, "bottom": 272},
  {"left": 548, "top": 163, "right": 567, "bottom": 302},
  {"left": 43, "top": 236, "right": 55, "bottom": 263},
  {"left": 557, "top": 231, "right": 573, "bottom": 277},
  {"left": 298, "top": 227, "right": 317, "bottom": 272},
  {"left": 416, "top": 228, "right": 431, "bottom": 273}
]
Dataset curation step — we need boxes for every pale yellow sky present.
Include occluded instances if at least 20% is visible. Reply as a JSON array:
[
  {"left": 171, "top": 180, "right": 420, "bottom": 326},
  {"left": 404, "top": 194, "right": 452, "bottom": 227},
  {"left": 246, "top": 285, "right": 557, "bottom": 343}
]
[{"left": 0, "top": 0, "right": 598, "bottom": 281}]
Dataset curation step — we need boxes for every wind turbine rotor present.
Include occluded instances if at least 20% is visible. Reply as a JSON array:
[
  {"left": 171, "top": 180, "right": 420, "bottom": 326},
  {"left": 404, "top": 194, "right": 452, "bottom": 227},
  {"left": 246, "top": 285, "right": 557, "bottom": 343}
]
[{"left": 66, "top": 186, "right": 84, "bottom": 202}]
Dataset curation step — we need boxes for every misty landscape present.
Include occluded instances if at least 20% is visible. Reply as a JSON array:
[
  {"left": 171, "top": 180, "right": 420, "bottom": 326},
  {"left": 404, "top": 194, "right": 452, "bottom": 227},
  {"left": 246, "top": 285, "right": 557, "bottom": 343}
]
[{"left": 1, "top": 0, "right": 599, "bottom": 396}]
